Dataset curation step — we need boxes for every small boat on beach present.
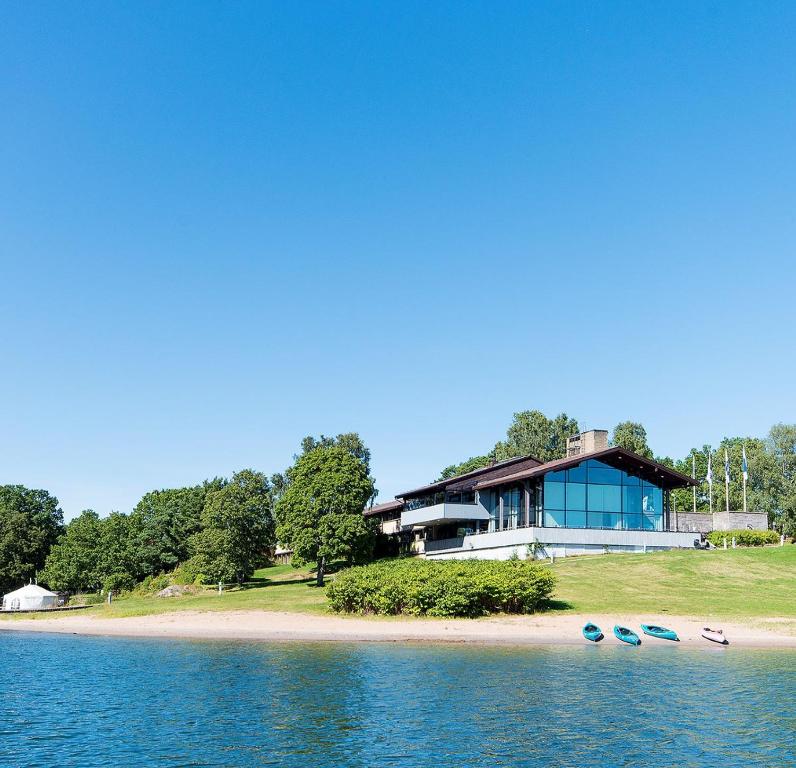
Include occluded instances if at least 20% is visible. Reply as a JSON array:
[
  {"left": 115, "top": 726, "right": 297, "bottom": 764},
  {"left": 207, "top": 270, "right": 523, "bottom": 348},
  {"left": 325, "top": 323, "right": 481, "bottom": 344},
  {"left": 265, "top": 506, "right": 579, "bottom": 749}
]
[
  {"left": 582, "top": 622, "right": 604, "bottom": 642},
  {"left": 702, "top": 627, "right": 729, "bottom": 645},
  {"left": 613, "top": 625, "right": 641, "bottom": 645},
  {"left": 641, "top": 624, "right": 679, "bottom": 642}
]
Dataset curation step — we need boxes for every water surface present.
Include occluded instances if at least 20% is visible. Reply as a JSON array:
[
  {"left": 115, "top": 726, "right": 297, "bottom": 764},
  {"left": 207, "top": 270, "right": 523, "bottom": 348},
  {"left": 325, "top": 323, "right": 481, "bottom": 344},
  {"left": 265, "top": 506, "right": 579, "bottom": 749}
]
[{"left": 1, "top": 632, "right": 793, "bottom": 767}]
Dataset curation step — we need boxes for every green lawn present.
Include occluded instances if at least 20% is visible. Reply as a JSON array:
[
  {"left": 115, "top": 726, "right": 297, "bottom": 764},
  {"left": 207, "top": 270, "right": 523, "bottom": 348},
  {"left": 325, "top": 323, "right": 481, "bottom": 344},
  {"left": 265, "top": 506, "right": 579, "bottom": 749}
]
[
  {"left": 0, "top": 564, "right": 329, "bottom": 621},
  {"left": 550, "top": 546, "right": 796, "bottom": 618},
  {"left": 3, "top": 547, "right": 794, "bottom": 622}
]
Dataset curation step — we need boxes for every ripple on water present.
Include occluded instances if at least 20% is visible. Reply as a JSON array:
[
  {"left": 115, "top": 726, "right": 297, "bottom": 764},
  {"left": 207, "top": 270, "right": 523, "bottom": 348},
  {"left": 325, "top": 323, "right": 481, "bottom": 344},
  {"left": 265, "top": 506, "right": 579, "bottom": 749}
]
[{"left": 0, "top": 634, "right": 794, "bottom": 768}]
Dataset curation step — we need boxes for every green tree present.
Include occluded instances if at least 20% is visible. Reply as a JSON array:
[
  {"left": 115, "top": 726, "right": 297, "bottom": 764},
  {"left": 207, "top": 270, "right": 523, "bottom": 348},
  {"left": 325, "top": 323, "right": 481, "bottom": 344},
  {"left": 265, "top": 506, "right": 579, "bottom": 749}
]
[
  {"left": 129, "top": 480, "right": 224, "bottom": 575},
  {"left": 0, "top": 485, "right": 64, "bottom": 592},
  {"left": 272, "top": 432, "right": 376, "bottom": 503},
  {"left": 187, "top": 470, "right": 274, "bottom": 585},
  {"left": 611, "top": 421, "right": 654, "bottom": 458},
  {"left": 437, "top": 454, "right": 494, "bottom": 481},
  {"left": 494, "top": 410, "right": 579, "bottom": 463},
  {"left": 42, "top": 510, "right": 142, "bottom": 592},
  {"left": 275, "top": 446, "right": 375, "bottom": 586},
  {"left": 41, "top": 510, "right": 103, "bottom": 591}
]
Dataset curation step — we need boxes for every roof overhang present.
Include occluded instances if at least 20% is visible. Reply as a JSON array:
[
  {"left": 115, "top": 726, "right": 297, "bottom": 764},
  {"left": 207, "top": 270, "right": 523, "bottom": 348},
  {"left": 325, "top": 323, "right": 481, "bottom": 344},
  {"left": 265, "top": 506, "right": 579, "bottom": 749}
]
[{"left": 475, "top": 447, "right": 697, "bottom": 490}]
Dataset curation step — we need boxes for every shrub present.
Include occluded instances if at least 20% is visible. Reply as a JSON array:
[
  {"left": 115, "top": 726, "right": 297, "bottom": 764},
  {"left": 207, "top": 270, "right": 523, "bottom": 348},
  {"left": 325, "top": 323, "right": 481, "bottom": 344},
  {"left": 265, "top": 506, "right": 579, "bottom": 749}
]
[
  {"left": 706, "top": 529, "right": 779, "bottom": 548},
  {"left": 326, "top": 558, "right": 556, "bottom": 617},
  {"left": 102, "top": 572, "right": 136, "bottom": 594},
  {"left": 133, "top": 573, "right": 172, "bottom": 595}
]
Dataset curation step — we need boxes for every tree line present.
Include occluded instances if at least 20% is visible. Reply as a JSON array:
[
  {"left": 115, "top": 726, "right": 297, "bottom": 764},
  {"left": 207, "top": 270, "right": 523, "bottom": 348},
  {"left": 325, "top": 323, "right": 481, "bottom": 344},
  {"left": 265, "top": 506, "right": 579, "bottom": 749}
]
[
  {"left": 0, "top": 433, "right": 376, "bottom": 594},
  {"left": 438, "top": 410, "right": 796, "bottom": 535}
]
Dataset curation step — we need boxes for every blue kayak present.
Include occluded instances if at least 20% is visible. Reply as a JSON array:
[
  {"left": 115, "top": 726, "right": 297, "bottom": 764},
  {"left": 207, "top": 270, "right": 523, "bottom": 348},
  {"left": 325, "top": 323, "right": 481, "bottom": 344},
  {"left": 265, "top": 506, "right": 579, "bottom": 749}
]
[
  {"left": 641, "top": 624, "right": 679, "bottom": 642},
  {"left": 582, "top": 622, "right": 604, "bottom": 642},
  {"left": 614, "top": 625, "right": 641, "bottom": 645}
]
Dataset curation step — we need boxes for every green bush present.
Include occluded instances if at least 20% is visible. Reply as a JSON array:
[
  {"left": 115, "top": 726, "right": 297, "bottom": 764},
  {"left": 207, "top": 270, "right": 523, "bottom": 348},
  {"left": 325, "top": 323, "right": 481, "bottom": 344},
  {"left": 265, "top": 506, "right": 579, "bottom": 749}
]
[
  {"left": 133, "top": 573, "right": 172, "bottom": 595},
  {"left": 102, "top": 572, "right": 136, "bottom": 593},
  {"left": 326, "top": 558, "right": 556, "bottom": 617},
  {"left": 706, "top": 529, "right": 779, "bottom": 548}
]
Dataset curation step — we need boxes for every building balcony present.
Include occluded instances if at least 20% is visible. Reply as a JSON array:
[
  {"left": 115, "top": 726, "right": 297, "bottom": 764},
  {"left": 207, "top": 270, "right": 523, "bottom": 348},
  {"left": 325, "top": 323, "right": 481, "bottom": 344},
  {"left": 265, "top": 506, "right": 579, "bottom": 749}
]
[{"left": 400, "top": 503, "right": 491, "bottom": 528}]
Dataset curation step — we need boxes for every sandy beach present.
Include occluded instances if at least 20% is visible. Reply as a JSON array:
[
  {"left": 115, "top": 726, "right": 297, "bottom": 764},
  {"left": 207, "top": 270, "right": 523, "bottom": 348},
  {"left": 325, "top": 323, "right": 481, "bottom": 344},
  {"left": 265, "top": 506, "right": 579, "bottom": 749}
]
[{"left": 2, "top": 610, "right": 795, "bottom": 647}]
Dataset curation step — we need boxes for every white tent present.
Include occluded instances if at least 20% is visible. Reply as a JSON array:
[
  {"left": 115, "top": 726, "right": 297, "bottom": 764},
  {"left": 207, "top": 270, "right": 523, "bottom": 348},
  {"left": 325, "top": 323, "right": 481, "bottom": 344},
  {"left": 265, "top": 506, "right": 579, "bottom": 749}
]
[{"left": 2, "top": 584, "right": 59, "bottom": 611}]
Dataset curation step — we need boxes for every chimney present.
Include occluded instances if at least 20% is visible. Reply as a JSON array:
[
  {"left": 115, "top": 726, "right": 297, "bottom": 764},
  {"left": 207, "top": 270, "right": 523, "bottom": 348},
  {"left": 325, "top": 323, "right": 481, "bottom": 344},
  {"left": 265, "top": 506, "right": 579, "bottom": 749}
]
[{"left": 566, "top": 430, "right": 609, "bottom": 458}]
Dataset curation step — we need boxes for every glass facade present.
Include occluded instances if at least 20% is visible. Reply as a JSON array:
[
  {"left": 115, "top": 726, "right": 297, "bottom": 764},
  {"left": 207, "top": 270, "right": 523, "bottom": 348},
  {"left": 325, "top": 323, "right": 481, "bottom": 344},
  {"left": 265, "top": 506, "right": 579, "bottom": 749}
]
[
  {"left": 543, "top": 459, "right": 665, "bottom": 531},
  {"left": 404, "top": 490, "right": 476, "bottom": 511}
]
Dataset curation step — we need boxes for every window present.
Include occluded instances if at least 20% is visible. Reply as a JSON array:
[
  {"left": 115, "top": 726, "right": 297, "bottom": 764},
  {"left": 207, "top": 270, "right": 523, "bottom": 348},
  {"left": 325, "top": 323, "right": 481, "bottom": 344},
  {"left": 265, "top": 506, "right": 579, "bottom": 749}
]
[
  {"left": 542, "top": 459, "right": 668, "bottom": 531},
  {"left": 545, "top": 508, "right": 564, "bottom": 527},
  {"left": 566, "top": 483, "right": 587, "bottom": 511},
  {"left": 544, "top": 481, "right": 565, "bottom": 510},
  {"left": 502, "top": 488, "right": 521, "bottom": 530}
]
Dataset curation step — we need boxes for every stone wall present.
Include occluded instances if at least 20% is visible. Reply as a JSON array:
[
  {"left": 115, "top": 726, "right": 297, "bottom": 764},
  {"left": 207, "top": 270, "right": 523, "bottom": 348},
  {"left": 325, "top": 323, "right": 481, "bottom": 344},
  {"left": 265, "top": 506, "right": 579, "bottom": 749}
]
[
  {"left": 712, "top": 510, "right": 769, "bottom": 531},
  {"left": 675, "top": 512, "right": 713, "bottom": 533},
  {"left": 674, "top": 511, "right": 768, "bottom": 533}
]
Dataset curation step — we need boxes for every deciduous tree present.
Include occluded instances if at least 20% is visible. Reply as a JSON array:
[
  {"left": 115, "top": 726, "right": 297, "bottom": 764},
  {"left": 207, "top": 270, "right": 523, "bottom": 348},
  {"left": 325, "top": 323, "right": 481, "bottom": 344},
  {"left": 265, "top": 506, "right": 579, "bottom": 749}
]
[
  {"left": 0, "top": 485, "right": 64, "bottom": 592},
  {"left": 275, "top": 446, "right": 375, "bottom": 586}
]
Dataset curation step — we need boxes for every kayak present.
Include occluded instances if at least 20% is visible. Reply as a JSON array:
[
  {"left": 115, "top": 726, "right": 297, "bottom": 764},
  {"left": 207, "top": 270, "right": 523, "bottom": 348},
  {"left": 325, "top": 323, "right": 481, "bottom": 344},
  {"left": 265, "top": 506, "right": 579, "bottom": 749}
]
[
  {"left": 641, "top": 624, "right": 679, "bottom": 642},
  {"left": 582, "top": 622, "right": 604, "bottom": 642},
  {"left": 702, "top": 627, "right": 729, "bottom": 645},
  {"left": 613, "top": 625, "right": 641, "bottom": 645}
]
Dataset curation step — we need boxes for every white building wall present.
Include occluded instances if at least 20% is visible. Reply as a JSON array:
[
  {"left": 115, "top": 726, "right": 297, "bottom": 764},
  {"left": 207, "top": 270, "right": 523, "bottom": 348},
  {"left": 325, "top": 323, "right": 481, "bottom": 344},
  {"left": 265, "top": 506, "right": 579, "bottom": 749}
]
[{"left": 425, "top": 526, "right": 698, "bottom": 561}]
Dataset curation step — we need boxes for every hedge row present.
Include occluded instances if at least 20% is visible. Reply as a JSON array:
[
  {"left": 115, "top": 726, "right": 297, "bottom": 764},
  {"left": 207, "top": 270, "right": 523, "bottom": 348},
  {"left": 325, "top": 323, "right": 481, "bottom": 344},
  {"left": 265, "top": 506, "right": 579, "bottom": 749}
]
[
  {"left": 326, "top": 558, "right": 556, "bottom": 617},
  {"left": 706, "top": 529, "right": 779, "bottom": 547}
]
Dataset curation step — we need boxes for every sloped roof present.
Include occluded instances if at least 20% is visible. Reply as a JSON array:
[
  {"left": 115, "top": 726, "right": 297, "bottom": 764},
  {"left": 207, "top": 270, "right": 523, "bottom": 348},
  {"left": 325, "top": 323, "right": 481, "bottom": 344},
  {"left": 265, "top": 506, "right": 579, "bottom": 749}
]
[
  {"left": 398, "top": 455, "right": 543, "bottom": 498},
  {"left": 3, "top": 583, "right": 58, "bottom": 599},
  {"left": 363, "top": 499, "right": 404, "bottom": 517},
  {"left": 474, "top": 447, "right": 697, "bottom": 490}
]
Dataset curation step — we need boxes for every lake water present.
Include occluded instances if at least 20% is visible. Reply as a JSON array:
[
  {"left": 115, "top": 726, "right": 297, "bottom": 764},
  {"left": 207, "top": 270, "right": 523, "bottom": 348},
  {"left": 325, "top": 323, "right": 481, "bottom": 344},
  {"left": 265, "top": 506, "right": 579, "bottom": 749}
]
[{"left": 1, "top": 632, "right": 794, "bottom": 767}]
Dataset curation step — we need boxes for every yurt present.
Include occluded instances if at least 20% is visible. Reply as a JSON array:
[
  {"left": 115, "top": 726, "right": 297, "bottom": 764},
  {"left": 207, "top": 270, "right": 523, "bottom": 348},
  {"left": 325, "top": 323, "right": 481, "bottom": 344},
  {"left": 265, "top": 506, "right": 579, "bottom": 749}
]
[{"left": 2, "top": 584, "right": 59, "bottom": 611}]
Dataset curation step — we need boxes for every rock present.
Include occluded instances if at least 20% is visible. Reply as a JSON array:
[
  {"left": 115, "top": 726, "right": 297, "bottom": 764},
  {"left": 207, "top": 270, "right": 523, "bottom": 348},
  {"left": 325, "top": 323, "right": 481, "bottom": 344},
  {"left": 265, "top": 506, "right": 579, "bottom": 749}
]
[{"left": 156, "top": 584, "right": 197, "bottom": 598}]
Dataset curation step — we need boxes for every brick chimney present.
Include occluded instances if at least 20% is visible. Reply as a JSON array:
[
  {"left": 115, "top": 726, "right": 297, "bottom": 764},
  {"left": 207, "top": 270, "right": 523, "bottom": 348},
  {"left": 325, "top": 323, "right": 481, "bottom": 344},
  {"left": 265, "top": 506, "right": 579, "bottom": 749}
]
[{"left": 566, "top": 429, "right": 609, "bottom": 458}]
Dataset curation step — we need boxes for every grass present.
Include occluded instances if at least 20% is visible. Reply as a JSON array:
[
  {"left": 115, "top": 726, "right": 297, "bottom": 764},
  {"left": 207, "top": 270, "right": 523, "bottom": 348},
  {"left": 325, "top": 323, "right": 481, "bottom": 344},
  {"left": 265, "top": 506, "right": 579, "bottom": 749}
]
[
  {"left": 549, "top": 545, "right": 796, "bottom": 619},
  {"left": 2, "top": 547, "right": 794, "bottom": 623},
  {"left": 0, "top": 563, "right": 330, "bottom": 621}
]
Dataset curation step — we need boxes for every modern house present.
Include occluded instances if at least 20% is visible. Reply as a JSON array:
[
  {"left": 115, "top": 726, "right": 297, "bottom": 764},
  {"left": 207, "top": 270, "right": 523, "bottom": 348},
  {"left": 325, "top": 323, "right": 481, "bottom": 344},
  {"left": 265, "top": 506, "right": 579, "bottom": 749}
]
[{"left": 369, "top": 430, "right": 702, "bottom": 560}]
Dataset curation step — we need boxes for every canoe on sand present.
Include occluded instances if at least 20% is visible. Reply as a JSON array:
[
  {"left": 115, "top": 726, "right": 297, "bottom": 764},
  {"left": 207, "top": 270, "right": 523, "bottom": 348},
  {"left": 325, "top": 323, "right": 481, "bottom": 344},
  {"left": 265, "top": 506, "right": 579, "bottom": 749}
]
[
  {"left": 641, "top": 624, "right": 679, "bottom": 642},
  {"left": 582, "top": 623, "right": 604, "bottom": 642},
  {"left": 613, "top": 625, "right": 641, "bottom": 645}
]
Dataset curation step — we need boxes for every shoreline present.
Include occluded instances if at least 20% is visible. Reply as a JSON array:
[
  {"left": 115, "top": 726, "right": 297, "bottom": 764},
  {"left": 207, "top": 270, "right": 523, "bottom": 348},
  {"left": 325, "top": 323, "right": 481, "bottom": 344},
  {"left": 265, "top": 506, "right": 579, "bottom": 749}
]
[{"left": 2, "top": 610, "right": 795, "bottom": 648}]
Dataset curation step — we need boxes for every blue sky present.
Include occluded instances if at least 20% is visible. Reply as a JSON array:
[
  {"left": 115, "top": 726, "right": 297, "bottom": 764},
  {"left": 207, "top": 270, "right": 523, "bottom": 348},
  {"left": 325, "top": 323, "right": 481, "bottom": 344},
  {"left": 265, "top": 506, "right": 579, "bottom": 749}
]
[{"left": 2, "top": 2, "right": 794, "bottom": 519}]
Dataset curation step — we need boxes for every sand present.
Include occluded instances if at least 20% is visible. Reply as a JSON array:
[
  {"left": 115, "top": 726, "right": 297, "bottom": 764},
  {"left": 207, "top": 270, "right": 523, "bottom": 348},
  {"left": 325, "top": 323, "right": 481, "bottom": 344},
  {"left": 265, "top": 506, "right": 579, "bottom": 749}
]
[{"left": 2, "top": 610, "right": 795, "bottom": 647}]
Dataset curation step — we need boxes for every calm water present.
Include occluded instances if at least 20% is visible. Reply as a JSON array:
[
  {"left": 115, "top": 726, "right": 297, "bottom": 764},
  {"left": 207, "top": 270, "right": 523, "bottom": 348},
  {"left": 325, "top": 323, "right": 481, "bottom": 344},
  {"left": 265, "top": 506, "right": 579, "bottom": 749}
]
[{"left": 1, "top": 633, "right": 794, "bottom": 767}]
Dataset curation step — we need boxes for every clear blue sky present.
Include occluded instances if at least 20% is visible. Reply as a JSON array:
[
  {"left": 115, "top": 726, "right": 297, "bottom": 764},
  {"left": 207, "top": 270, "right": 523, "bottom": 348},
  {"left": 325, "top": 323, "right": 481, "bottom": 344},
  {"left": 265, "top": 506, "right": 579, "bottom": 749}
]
[{"left": 2, "top": 2, "right": 794, "bottom": 520}]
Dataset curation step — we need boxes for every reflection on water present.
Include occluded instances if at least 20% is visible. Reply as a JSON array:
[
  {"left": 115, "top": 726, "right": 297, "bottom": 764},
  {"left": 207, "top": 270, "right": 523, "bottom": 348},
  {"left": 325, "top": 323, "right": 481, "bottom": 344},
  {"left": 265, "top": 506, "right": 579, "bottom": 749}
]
[{"left": 1, "top": 633, "right": 794, "bottom": 767}]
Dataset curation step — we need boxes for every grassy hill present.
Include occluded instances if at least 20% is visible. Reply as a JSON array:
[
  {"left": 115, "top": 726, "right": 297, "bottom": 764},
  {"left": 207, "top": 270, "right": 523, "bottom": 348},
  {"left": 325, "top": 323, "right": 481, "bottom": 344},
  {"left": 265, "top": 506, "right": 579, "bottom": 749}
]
[
  {"left": 2, "top": 546, "right": 794, "bottom": 622},
  {"left": 550, "top": 546, "right": 796, "bottom": 618}
]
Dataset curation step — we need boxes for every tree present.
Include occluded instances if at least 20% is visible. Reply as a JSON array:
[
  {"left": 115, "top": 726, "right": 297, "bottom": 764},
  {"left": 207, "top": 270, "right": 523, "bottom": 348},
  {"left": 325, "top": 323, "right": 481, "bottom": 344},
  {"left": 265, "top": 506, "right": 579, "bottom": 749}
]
[
  {"left": 42, "top": 510, "right": 143, "bottom": 592},
  {"left": 41, "top": 510, "right": 103, "bottom": 591},
  {"left": 610, "top": 421, "right": 654, "bottom": 458},
  {"left": 275, "top": 446, "right": 375, "bottom": 586},
  {"left": 187, "top": 470, "right": 274, "bottom": 585},
  {"left": 129, "top": 480, "right": 224, "bottom": 575},
  {"left": 0, "top": 485, "right": 64, "bottom": 592},
  {"left": 768, "top": 423, "right": 796, "bottom": 477},
  {"left": 494, "top": 410, "right": 579, "bottom": 463},
  {"left": 437, "top": 454, "right": 494, "bottom": 481},
  {"left": 272, "top": 432, "right": 376, "bottom": 503}
]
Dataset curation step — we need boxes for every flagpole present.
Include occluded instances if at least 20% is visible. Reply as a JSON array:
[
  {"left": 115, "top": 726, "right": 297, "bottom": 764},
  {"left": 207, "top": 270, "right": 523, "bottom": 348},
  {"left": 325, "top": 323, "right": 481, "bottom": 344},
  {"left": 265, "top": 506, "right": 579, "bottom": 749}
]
[
  {"left": 692, "top": 455, "right": 696, "bottom": 514},
  {"left": 707, "top": 450, "right": 713, "bottom": 514},
  {"left": 724, "top": 449, "right": 730, "bottom": 513},
  {"left": 742, "top": 444, "right": 748, "bottom": 513}
]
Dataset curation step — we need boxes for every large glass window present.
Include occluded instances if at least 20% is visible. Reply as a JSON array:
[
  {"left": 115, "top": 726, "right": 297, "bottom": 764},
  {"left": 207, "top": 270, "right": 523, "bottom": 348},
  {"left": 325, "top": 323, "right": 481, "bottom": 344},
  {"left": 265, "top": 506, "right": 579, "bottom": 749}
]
[
  {"left": 543, "top": 460, "right": 667, "bottom": 530},
  {"left": 502, "top": 488, "right": 521, "bottom": 530}
]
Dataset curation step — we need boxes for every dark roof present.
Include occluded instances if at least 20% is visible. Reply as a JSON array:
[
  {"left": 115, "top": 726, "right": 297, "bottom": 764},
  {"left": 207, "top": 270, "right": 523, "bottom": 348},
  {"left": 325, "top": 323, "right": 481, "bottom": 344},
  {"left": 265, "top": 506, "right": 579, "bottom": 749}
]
[
  {"left": 397, "top": 455, "right": 543, "bottom": 498},
  {"left": 363, "top": 499, "right": 404, "bottom": 517},
  {"left": 474, "top": 447, "right": 697, "bottom": 490}
]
